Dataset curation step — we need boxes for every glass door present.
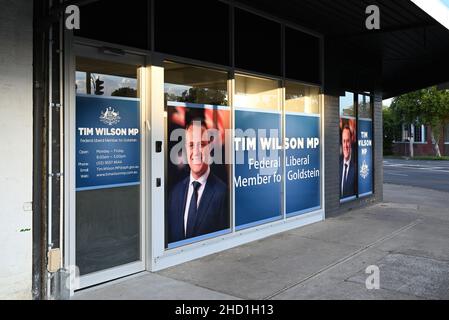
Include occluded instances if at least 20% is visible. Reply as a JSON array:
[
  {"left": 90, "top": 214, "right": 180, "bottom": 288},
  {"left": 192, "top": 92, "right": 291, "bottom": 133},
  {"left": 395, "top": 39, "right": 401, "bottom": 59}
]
[{"left": 70, "top": 44, "right": 147, "bottom": 290}]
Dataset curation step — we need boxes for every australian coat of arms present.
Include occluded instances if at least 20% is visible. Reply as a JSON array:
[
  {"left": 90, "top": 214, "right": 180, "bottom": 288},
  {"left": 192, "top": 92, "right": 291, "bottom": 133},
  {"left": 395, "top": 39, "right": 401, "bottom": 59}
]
[
  {"left": 100, "top": 107, "right": 121, "bottom": 126},
  {"left": 360, "top": 160, "right": 370, "bottom": 179}
]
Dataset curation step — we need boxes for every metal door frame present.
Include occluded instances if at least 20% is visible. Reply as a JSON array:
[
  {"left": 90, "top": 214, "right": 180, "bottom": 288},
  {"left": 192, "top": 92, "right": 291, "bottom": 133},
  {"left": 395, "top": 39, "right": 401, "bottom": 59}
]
[{"left": 64, "top": 35, "right": 151, "bottom": 294}]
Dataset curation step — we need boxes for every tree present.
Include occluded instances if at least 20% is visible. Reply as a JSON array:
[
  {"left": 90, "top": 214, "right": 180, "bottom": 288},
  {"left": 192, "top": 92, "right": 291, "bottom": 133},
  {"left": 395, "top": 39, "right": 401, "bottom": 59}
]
[
  {"left": 390, "top": 90, "right": 422, "bottom": 157},
  {"left": 180, "top": 88, "right": 228, "bottom": 106},
  {"left": 383, "top": 106, "right": 401, "bottom": 155},
  {"left": 111, "top": 87, "right": 137, "bottom": 98},
  {"left": 421, "top": 87, "right": 449, "bottom": 157},
  {"left": 390, "top": 87, "right": 449, "bottom": 157}
]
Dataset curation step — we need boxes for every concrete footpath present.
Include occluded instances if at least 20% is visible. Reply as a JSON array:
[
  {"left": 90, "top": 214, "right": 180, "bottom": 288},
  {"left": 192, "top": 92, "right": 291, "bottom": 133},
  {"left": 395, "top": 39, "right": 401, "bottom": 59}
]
[{"left": 75, "top": 184, "right": 449, "bottom": 300}]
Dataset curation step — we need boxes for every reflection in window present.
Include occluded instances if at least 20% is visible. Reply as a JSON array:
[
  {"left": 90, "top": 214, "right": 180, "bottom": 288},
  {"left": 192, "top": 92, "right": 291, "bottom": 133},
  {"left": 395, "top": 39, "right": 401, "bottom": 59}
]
[
  {"left": 340, "top": 92, "right": 355, "bottom": 117},
  {"left": 75, "top": 58, "right": 138, "bottom": 98},
  {"left": 400, "top": 123, "right": 427, "bottom": 143},
  {"left": 74, "top": 56, "right": 141, "bottom": 276},
  {"left": 415, "top": 125, "right": 423, "bottom": 143},
  {"left": 235, "top": 74, "right": 281, "bottom": 111},
  {"left": 235, "top": 8, "right": 282, "bottom": 76},
  {"left": 164, "top": 61, "right": 228, "bottom": 106},
  {"left": 358, "top": 95, "right": 372, "bottom": 119},
  {"left": 76, "top": 72, "right": 138, "bottom": 98},
  {"left": 402, "top": 124, "right": 412, "bottom": 142},
  {"left": 285, "top": 82, "right": 320, "bottom": 114}
]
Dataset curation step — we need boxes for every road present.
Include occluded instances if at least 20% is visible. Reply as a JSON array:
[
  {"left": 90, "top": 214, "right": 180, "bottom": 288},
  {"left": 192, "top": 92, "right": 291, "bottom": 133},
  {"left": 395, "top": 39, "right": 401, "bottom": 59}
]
[{"left": 384, "top": 158, "right": 449, "bottom": 193}]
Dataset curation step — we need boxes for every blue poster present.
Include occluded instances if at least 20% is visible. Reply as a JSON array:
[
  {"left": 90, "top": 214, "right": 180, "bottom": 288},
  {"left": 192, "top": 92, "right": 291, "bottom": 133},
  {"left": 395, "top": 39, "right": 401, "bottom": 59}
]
[
  {"left": 358, "top": 119, "right": 373, "bottom": 196},
  {"left": 286, "top": 114, "right": 321, "bottom": 216},
  {"left": 76, "top": 95, "right": 141, "bottom": 191},
  {"left": 234, "top": 110, "right": 283, "bottom": 229}
]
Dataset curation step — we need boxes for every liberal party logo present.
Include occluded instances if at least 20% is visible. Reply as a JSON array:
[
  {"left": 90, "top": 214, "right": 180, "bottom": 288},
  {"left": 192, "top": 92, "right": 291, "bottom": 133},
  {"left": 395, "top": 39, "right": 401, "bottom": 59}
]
[
  {"left": 100, "top": 107, "right": 121, "bottom": 126},
  {"left": 360, "top": 160, "right": 370, "bottom": 179}
]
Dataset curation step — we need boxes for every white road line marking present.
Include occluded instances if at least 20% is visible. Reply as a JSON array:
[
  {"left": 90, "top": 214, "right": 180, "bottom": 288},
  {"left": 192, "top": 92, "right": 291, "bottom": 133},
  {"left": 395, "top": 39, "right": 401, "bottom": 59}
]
[
  {"left": 384, "top": 164, "right": 449, "bottom": 173},
  {"left": 386, "top": 173, "right": 409, "bottom": 177}
]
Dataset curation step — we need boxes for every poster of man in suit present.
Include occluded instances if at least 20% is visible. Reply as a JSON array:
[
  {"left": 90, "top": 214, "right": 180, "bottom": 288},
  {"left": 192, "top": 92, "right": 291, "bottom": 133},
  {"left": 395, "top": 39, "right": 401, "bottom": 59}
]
[
  {"left": 166, "top": 103, "right": 230, "bottom": 247},
  {"left": 340, "top": 118, "right": 357, "bottom": 199}
]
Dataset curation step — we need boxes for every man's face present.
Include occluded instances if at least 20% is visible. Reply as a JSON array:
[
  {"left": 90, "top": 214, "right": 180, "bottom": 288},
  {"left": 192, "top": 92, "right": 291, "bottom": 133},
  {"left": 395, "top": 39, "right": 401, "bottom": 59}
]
[
  {"left": 185, "top": 123, "right": 210, "bottom": 179},
  {"left": 342, "top": 128, "right": 352, "bottom": 162}
]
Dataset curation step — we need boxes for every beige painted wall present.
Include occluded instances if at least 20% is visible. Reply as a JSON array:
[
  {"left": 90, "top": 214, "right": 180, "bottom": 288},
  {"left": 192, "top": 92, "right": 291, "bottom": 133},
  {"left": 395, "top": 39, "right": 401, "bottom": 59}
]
[{"left": 0, "top": 0, "right": 33, "bottom": 300}]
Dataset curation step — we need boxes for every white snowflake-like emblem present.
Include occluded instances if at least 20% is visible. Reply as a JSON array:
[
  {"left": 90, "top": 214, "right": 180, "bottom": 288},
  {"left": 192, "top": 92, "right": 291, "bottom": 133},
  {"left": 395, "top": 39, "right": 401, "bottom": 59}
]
[
  {"left": 100, "top": 107, "right": 121, "bottom": 126},
  {"left": 360, "top": 160, "right": 370, "bottom": 179}
]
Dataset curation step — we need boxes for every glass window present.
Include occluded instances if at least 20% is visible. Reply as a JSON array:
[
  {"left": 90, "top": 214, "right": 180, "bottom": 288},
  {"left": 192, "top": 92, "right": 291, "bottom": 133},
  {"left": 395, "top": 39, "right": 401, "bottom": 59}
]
[
  {"left": 340, "top": 92, "right": 355, "bottom": 117},
  {"left": 357, "top": 94, "right": 373, "bottom": 197},
  {"left": 235, "top": 9, "right": 282, "bottom": 76},
  {"left": 76, "top": 58, "right": 138, "bottom": 98},
  {"left": 340, "top": 92, "right": 357, "bottom": 201},
  {"left": 164, "top": 61, "right": 228, "bottom": 106},
  {"left": 75, "top": 0, "right": 149, "bottom": 50},
  {"left": 400, "top": 124, "right": 426, "bottom": 143},
  {"left": 164, "top": 62, "right": 231, "bottom": 249},
  {"left": 414, "top": 125, "right": 423, "bottom": 143},
  {"left": 358, "top": 94, "right": 372, "bottom": 119},
  {"left": 285, "top": 82, "right": 320, "bottom": 114},
  {"left": 75, "top": 57, "right": 142, "bottom": 275},
  {"left": 445, "top": 125, "right": 449, "bottom": 143},
  {"left": 285, "top": 27, "right": 321, "bottom": 84},
  {"left": 402, "top": 124, "right": 411, "bottom": 142},
  {"left": 234, "top": 74, "right": 283, "bottom": 229},
  {"left": 235, "top": 74, "right": 281, "bottom": 111},
  {"left": 155, "top": 0, "right": 230, "bottom": 65},
  {"left": 285, "top": 81, "right": 322, "bottom": 217}
]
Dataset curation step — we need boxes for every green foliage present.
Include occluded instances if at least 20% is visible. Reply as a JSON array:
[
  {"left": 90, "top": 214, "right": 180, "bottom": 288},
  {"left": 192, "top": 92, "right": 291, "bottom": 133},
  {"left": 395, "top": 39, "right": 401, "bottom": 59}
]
[
  {"left": 383, "top": 107, "right": 401, "bottom": 155},
  {"left": 166, "top": 88, "right": 228, "bottom": 106},
  {"left": 111, "top": 87, "right": 137, "bottom": 98},
  {"left": 390, "top": 87, "right": 449, "bottom": 157}
]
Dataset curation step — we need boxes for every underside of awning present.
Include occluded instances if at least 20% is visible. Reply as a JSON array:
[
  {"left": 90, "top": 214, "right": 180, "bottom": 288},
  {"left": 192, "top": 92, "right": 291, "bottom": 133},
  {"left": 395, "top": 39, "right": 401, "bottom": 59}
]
[
  {"left": 237, "top": 0, "right": 449, "bottom": 98},
  {"left": 59, "top": 0, "right": 449, "bottom": 98}
]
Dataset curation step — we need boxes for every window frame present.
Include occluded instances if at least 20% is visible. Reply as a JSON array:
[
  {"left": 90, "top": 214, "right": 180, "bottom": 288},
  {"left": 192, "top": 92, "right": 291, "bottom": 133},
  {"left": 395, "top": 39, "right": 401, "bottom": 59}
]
[
  {"left": 160, "top": 59, "right": 324, "bottom": 251},
  {"left": 339, "top": 92, "right": 375, "bottom": 203},
  {"left": 397, "top": 123, "right": 428, "bottom": 144}
]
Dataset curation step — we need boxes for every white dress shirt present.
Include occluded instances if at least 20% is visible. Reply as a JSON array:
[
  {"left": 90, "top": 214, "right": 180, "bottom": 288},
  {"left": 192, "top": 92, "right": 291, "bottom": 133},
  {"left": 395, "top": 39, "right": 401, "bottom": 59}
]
[{"left": 184, "top": 167, "right": 210, "bottom": 236}]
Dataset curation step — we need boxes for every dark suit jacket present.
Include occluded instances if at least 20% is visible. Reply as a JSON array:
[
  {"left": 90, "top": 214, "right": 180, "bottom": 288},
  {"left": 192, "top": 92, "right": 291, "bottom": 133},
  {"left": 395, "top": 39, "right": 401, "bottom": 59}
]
[
  {"left": 340, "top": 157, "right": 356, "bottom": 199},
  {"left": 168, "top": 173, "right": 229, "bottom": 244}
]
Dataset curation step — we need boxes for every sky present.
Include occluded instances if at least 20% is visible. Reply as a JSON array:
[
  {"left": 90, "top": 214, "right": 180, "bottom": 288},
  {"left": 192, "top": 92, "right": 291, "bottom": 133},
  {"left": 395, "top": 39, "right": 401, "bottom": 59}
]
[
  {"left": 383, "top": 98, "right": 393, "bottom": 107},
  {"left": 411, "top": 0, "right": 449, "bottom": 30},
  {"left": 383, "top": 0, "right": 449, "bottom": 105}
]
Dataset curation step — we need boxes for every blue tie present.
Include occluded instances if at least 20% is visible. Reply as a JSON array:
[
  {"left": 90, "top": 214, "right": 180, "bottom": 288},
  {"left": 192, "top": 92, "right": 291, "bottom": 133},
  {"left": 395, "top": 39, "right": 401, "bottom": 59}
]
[
  {"left": 186, "top": 181, "right": 202, "bottom": 238},
  {"left": 342, "top": 164, "right": 348, "bottom": 196}
]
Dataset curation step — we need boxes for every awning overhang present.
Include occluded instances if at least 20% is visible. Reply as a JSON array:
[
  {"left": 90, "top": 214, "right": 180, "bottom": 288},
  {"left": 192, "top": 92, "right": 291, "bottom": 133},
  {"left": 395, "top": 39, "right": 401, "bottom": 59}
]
[{"left": 237, "top": 0, "right": 449, "bottom": 98}]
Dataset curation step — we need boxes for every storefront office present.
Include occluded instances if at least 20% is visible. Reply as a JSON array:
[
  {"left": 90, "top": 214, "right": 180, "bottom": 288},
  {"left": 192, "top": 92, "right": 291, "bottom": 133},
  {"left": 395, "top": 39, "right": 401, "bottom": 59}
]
[{"left": 33, "top": 0, "right": 393, "bottom": 297}]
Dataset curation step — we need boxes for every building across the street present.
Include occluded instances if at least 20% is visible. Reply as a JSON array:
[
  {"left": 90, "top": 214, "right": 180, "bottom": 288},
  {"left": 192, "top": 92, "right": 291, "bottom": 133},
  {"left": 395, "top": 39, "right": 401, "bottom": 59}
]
[
  {"left": 392, "top": 123, "right": 449, "bottom": 157},
  {"left": 1, "top": 0, "right": 449, "bottom": 300}
]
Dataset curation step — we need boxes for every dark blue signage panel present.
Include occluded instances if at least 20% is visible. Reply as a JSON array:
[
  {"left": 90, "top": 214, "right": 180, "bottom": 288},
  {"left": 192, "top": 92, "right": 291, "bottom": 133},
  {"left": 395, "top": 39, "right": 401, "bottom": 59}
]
[
  {"left": 358, "top": 119, "right": 373, "bottom": 196},
  {"left": 76, "top": 95, "right": 141, "bottom": 191},
  {"left": 234, "top": 110, "right": 283, "bottom": 229},
  {"left": 286, "top": 114, "right": 321, "bottom": 216}
]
